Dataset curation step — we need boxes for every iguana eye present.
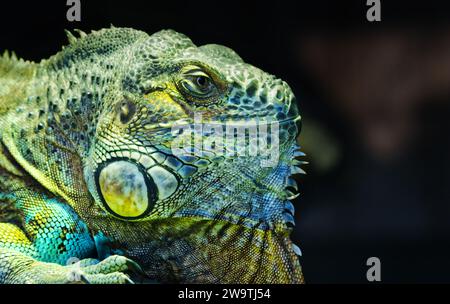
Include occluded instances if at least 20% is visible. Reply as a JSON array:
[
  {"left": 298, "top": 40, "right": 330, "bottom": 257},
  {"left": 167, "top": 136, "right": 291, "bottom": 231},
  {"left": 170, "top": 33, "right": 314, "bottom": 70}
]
[
  {"left": 195, "top": 75, "right": 209, "bottom": 88},
  {"left": 177, "top": 65, "right": 218, "bottom": 101}
]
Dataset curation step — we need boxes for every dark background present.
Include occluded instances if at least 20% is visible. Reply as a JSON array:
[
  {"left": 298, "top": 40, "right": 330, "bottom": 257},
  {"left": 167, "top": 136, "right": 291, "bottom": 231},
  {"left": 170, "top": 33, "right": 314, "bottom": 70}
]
[{"left": 1, "top": 0, "right": 450, "bottom": 283}]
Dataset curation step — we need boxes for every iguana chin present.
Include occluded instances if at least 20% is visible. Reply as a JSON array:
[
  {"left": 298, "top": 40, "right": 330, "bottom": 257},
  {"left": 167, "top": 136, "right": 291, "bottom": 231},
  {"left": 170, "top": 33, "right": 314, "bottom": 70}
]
[{"left": 0, "top": 27, "right": 304, "bottom": 283}]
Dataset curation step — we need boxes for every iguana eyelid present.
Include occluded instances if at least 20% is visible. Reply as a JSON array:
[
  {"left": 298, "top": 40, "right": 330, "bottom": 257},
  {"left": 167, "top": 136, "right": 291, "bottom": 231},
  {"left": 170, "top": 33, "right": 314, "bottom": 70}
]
[
  {"left": 173, "top": 63, "right": 228, "bottom": 105},
  {"left": 175, "top": 62, "right": 226, "bottom": 85},
  {"left": 180, "top": 66, "right": 211, "bottom": 78}
]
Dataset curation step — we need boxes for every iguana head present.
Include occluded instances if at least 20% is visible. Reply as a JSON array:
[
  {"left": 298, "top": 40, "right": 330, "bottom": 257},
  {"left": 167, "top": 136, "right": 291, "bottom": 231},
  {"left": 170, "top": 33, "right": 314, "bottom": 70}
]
[{"left": 79, "top": 29, "right": 303, "bottom": 283}]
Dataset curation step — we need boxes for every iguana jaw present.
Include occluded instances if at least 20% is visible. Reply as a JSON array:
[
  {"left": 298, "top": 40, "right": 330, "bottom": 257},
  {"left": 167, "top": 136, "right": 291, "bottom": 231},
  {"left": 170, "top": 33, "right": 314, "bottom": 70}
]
[{"left": 81, "top": 134, "right": 304, "bottom": 283}]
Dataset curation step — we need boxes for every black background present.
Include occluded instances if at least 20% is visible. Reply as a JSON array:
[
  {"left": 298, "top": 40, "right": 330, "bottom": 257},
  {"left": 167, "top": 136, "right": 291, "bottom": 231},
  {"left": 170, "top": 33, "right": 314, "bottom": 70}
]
[{"left": 1, "top": 0, "right": 450, "bottom": 283}]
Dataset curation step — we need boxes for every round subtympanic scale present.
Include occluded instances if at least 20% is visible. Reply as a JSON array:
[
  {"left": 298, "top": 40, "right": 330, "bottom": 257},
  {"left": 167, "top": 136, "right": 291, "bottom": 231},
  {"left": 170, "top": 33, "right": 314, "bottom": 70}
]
[{"left": 99, "top": 161, "right": 149, "bottom": 217}]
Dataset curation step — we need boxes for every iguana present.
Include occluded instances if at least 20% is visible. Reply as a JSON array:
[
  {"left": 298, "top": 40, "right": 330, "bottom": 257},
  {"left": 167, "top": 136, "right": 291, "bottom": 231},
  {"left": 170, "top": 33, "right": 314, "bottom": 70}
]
[{"left": 0, "top": 27, "right": 304, "bottom": 283}]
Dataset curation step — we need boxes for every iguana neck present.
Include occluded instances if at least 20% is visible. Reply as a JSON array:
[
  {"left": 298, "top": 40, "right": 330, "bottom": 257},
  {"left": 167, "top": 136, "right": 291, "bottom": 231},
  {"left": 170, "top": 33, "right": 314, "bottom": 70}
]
[
  {"left": 0, "top": 58, "right": 115, "bottom": 206},
  {"left": 5, "top": 60, "right": 114, "bottom": 157}
]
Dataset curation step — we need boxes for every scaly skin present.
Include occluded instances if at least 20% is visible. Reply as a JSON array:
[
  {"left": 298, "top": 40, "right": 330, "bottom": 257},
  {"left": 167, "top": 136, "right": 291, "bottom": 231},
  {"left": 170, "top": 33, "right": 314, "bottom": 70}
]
[{"left": 0, "top": 27, "right": 304, "bottom": 283}]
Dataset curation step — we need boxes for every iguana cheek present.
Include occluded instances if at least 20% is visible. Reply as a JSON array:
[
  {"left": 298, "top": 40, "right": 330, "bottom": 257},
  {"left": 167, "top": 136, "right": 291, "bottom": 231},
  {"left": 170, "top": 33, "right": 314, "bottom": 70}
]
[{"left": 98, "top": 160, "right": 152, "bottom": 218}]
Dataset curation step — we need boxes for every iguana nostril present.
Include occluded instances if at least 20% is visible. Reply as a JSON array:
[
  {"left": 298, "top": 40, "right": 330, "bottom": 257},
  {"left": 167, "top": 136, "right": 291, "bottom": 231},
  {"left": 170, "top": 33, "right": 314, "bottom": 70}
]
[{"left": 98, "top": 160, "right": 153, "bottom": 218}]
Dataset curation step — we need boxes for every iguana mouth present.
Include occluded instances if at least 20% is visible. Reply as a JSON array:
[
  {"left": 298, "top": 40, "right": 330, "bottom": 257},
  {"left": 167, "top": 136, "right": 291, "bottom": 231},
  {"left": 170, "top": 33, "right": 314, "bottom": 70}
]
[{"left": 138, "top": 115, "right": 301, "bottom": 133}]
